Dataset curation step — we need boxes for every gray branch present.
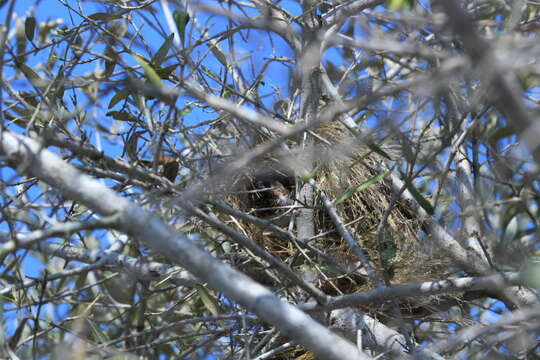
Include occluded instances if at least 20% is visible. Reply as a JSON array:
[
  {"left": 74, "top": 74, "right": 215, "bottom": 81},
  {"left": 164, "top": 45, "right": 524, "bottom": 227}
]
[
  {"left": 433, "top": 0, "right": 540, "bottom": 163},
  {"left": 300, "top": 272, "right": 523, "bottom": 313},
  {"left": 0, "top": 130, "right": 370, "bottom": 360}
]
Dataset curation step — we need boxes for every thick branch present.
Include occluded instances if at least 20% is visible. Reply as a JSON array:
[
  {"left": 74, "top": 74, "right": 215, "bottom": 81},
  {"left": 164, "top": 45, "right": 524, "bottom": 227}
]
[{"left": 300, "top": 272, "right": 523, "bottom": 313}]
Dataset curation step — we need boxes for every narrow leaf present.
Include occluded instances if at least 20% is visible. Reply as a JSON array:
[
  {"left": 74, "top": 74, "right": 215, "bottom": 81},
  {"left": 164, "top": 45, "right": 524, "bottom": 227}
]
[
  {"left": 522, "top": 263, "right": 540, "bottom": 290},
  {"left": 179, "top": 105, "right": 192, "bottom": 116},
  {"left": 108, "top": 89, "right": 129, "bottom": 109},
  {"left": 173, "top": 10, "right": 190, "bottom": 46},
  {"left": 334, "top": 170, "right": 390, "bottom": 206},
  {"left": 54, "top": 69, "right": 65, "bottom": 99},
  {"left": 25, "top": 17, "right": 36, "bottom": 41},
  {"left": 103, "top": 46, "right": 117, "bottom": 78},
  {"left": 405, "top": 180, "right": 434, "bottom": 215},
  {"left": 503, "top": 215, "right": 519, "bottom": 243},
  {"left": 366, "top": 142, "right": 391, "bottom": 160},
  {"left": 208, "top": 42, "right": 227, "bottom": 67},
  {"left": 132, "top": 53, "right": 162, "bottom": 86},
  {"left": 88, "top": 12, "right": 121, "bottom": 21},
  {"left": 152, "top": 33, "right": 175, "bottom": 66},
  {"left": 15, "top": 62, "right": 46, "bottom": 89},
  {"left": 201, "top": 65, "right": 219, "bottom": 80},
  {"left": 196, "top": 285, "right": 221, "bottom": 315},
  {"left": 8, "top": 317, "right": 28, "bottom": 349},
  {"left": 155, "top": 64, "right": 177, "bottom": 79},
  {"left": 106, "top": 110, "right": 135, "bottom": 121},
  {"left": 488, "top": 126, "right": 515, "bottom": 145},
  {"left": 400, "top": 137, "right": 415, "bottom": 163},
  {"left": 74, "top": 271, "right": 88, "bottom": 292},
  {"left": 385, "top": 0, "right": 415, "bottom": 10}
]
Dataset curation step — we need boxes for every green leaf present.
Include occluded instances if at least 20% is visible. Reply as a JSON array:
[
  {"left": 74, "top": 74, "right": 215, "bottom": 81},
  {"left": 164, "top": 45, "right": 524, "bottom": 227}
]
[
  {"left": 46, "top": 50, "right": 58, "bottom": 72},
  {"left": 155, "top": 64, "right": 177, "bottom": 79},
  {"left": 385, "top": 0, "right": 415, "bottom": 10},
  {"left": 173, "top": 10, "right": 190, "bottom": 46},
  {"left": 106, "top": 110, "right": 135, "bottom": 121},
  {"left": 87, "top": 318, "right": 108, "bottom": 343},
  {"left": 15, "top": 62, "right": 46, "bottom": 89},
  {"left": 366, "top": 141, "right": 391, "bottom": 160},
  {"left": 71, "top": 203, "right": 89, "bottom": 220},
  {"left": 405, "top": 180, "right": 434, "bottom": 215},
  {"left": 18, "top": 91, "right": 38, "bottom": 106},
  {"left": 382, "top": 242, "right": 397, "bottom": 261},
  {"left": 522, "top": 263, "right": 540, "bottom": 290},
  {"left": 104, "top": 59, "right": 116, "bottom": 78},
  {"left": 152, "top": 33, "right": 175, "bottom": 66},
  {"left": 54, "top": 68, "right": 65, "bottom": 99},
  {"left": 319, "top": 1, "right": 333, "bottom": 13},
  {"left": 400, "top": 137, "right": 415, "bottom": 163},
  {"left": 88, "top": 12, "right": 122, "bottom": 21},
  {"left": 201, "top": 65, "right": 219, "bottom": 80},
  {"left": 108, "top": 89, "right": 129, "bottom": 109},
  {"left": 125, "top": 130, "right": 145, "bottom": 161},
  {"left": 132, "top": 53, "right": 163, "bottom": 86},
  {"left": 25, "top": 17, "right": 36, "bottom": 41},
  {"left": 7, "top": 106, "right": 33, "bottom": 127},
  {"left": 16, "top": 29, "right": 27, "bottom": 59},
  {"left": 208, "top": 42, "right": 228, "bottom": 67},
  {"left": 179, "top": 105, "right": 192, "bottom": 116},
  {"left": 97, "top": 157, "right": 109, "bottom": 170},
  {"left": 196, "top": 285, "right": 221, "bottom": 315},
  {"left": 103, "top": 46, "right": 117, "bottom": 78},
  {"left": 74, "top": 271, "right": 88, "bottom": 291},
  {"left": 502, "top": 215, "right": 519, "bottom": 243},
  {"left": 299, "top": 171, "right": 313, "bottom": 182},
  {"left": 54, "top": 26, "right": 75, "bottom": 37},
  {"left": 488, "top": 126, "right": 515, "bottom": 145},
  {"left": 103, "top": 278, "right": 131, "bottom": 303},
  {"left": 333, "top": 170, "right": 390, "bottom": 205}
]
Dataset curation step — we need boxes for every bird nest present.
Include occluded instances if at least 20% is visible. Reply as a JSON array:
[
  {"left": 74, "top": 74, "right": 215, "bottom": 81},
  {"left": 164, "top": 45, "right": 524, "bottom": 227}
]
[{"left": 220, "top": 122, "right": 449, "bottom": 295}]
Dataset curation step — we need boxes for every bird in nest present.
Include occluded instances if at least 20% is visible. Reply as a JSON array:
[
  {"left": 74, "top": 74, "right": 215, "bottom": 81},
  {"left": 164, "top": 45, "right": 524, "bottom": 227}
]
[
  {"left": 270, "top": 180, "right": 293, "bottom": 207},
  {"left": 267, "top": 180, "right": 295, "bottom": 228},
  {"left": 251, "top": 179, "right": 295, "bottom": 227}
]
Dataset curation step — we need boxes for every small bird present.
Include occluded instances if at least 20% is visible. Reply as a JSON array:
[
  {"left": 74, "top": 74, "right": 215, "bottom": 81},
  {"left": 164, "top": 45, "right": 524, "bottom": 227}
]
[{"left": 270, "top": 180, "right": 292, "bottom": 206}]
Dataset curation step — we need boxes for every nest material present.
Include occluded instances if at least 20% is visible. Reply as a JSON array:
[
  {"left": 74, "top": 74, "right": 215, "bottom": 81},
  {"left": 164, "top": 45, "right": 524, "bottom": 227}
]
[
  {"left": 318, "top": 157, "right": 449, "bottom": 291},
  {"left": 220, "top": 122, "right": 451, "bottom": 360},
  {"left": 223, "top": 121, "right": 449, "bottom": 292}
]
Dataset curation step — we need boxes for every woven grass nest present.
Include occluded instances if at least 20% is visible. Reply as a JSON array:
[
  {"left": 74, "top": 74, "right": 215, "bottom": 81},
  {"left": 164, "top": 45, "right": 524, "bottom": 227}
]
[{"left": 221, "top": 121, "right": 449, "bottom": 294}]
